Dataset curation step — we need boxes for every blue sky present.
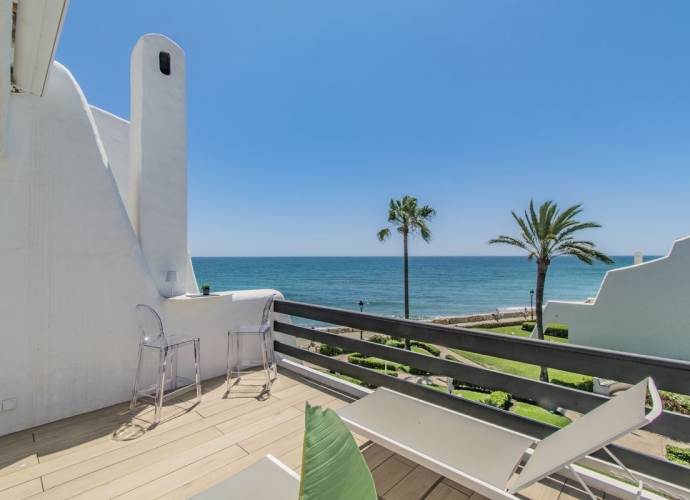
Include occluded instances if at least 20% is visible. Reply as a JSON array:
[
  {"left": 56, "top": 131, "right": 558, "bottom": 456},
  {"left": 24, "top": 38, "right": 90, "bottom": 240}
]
[{"left": 56, "top": 1, "right": 690, "bottom": 257}]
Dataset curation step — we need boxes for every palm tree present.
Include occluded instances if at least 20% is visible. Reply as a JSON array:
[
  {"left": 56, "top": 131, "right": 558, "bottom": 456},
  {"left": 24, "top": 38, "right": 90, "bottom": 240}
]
[
  {"left": 377, "top": 195, "right": 436, "bottom": 350},
  {"left": 489, "top": 200, "right": 613, "bottom": 382}
]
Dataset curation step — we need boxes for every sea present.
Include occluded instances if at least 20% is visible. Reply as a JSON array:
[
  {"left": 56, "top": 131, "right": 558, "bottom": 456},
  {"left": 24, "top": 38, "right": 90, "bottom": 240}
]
[{"left": 192, "top": 256, "right": 656, "bottom": 327}]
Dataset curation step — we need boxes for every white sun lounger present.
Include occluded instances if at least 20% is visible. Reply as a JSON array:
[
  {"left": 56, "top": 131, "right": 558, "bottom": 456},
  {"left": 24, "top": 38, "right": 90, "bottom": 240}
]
[
  {"left": 190, "top": 454, "right": 300, "bottom": 500},
  {"left": 336, "top": 378, "right": 662, "bottom": 500}
]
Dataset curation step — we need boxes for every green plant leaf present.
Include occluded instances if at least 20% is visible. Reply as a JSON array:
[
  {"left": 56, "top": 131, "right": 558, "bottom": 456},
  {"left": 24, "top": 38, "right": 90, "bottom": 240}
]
[{"left": 299, "top": 403, "right": 377, "bottom": 500}]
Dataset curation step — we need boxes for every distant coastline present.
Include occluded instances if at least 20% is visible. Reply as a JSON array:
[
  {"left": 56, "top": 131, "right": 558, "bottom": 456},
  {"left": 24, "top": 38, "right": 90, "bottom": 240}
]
[{"left": 192, "top": 256, "right": 652, "bottom": 327}]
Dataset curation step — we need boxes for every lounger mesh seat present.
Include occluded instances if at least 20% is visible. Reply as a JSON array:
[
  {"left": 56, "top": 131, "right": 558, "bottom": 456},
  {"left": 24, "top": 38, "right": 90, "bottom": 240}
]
[{"left": 337, "top": 378, "right": 662, "bottom": 500}]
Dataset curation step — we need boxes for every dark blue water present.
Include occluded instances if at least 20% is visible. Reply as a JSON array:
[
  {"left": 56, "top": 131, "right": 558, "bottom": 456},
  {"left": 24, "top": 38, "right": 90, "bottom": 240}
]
[{"left": 192, "top": 256, "right": 654, "bottom": 326}]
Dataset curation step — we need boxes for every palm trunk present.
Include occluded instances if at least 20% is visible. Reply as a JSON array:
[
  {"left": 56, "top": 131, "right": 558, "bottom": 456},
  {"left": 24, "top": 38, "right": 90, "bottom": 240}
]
[
  {"left": 535, "top": 260, "right": 549, "bottom": 382},
  {"left": 403, "top": 230, "right": 410, "bottom": 350}
]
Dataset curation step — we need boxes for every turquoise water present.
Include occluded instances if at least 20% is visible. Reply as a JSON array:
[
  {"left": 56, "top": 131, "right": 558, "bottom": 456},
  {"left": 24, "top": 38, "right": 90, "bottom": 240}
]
[{"left": 192, "top": 256, "right": 653, "bottom": 326}]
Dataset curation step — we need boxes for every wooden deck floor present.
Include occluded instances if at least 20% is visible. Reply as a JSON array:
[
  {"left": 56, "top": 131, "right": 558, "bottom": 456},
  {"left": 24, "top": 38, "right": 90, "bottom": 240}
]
[{"left": 0, "top": 369, "right": 617, "bottom": 500}]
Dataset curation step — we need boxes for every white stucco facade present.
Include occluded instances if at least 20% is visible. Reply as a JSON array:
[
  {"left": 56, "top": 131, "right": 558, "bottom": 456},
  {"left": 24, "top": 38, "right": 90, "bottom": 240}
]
[
  {"left": 543, "top": 236, "right": 690, "bottom": 361},
  {"left": 0, "top": 26, "right": 293, "bottom": 436},
  {"left": 130, "top": 35, "right": 189, "bottom": 297}
]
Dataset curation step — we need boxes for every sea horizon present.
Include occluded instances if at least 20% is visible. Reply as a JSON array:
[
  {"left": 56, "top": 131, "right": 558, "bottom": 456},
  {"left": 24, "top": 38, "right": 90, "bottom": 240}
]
[{"left": 192, "top": 255, "right": 660, "bottom": 326}]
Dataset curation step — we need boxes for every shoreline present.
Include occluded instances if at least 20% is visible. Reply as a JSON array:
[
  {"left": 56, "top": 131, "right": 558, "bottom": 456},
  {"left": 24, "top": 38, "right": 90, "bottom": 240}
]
[{"left": 322, "top": 309, "right": 532, "bottom": 334}]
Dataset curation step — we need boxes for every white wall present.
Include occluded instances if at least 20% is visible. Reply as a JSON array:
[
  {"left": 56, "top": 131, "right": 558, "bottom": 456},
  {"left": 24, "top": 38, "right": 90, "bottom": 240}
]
[
  {"left": 129, "top": 35, "right": 188, "bottom": 297},
  {"left": 543, "top": 236, "right": 690, "bottom": 361},
  {"left": 0, "top": 0, "right": 10, "bottom": 160},
  {"left": 0, "top": 57, "right": 293, "bottom": 436},
  {"left": 90, "top": 106, "right": 131, "bottom": 216}
]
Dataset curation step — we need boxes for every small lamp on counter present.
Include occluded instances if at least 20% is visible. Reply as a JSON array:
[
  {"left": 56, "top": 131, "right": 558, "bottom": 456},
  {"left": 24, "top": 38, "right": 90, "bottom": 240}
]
[{"left": 166, "top": 271, "right": 179, "bottom": 297}]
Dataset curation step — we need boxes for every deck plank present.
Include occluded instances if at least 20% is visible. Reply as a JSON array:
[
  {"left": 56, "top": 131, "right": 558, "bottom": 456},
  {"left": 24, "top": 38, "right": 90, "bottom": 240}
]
[
  {"left": 426, "top": 483, "right": 472, "bottom": 500},
  {"left": 0, "top": 477, "right": 43, "bottom": 500},
  {"left": 371, "top": 456, "right": 414, "bottom": 498},
  {"left": 383, "top": 464, "right": 442, "bottom": 500}
]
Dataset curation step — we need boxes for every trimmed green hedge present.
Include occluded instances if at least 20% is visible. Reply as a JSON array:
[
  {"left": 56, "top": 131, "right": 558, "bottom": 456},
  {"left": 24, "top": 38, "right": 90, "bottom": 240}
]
[
  {"left": 666, "top": 445, "right": 690, "bottom": 466},
  {"left": 368, "top": 334, "right": 388, "bottom": 344},
  {"left": 385, "top": 339, "right": 405, "bottom": 349},
  {"left": 552, "top": 376, "right": 593, "bottom": 392},
  {"left": 347, "top": 353, "right": 402, "bottom": 371},
  {"left": 445, "top": 354, "right": 458, "bottom": 361},
  {"left": 545, "top": 323, "right": 568, "bottom": 338},
  {"left": 374, "top": 369, "right": 399, "bottom": 377},
  {"left": 486, "top": 391, "right": 512, "bottom": 410},
  {"left": 452, "top": 379, "right": 493, "bottom": 393},
  {"left": 521, "top": 322, "right": 568, "bottom": 338},
  {"left": 411, "top": 341, "right": 441, "bottom": 356},
  {"left": 319, "top": 344, "right": 344, "bottom": 357}
]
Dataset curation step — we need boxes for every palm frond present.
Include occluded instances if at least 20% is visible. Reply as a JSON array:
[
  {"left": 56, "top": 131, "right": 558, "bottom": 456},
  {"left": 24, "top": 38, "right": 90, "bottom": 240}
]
[{"left": 377, "top": 228, "right": 391, "bottom": 242}]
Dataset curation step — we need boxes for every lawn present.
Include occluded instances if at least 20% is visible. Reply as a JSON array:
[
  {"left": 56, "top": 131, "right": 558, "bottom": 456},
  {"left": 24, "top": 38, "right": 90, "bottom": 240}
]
[
  {"left": 511, "top": 402, "right": 571, "bottom": 427},
  {"left": 426, "top": 385, "right": 572, "bottom": 427},
  {"left": 480, "top": 325, "right": 568, "bottom": 343},
  {"left": 451, "top": 348, "right": 586, "bottom": 384},
  {"left": 452, "top": 325, "right": 585, "bottom": 384},
  {"left": 411, "top": 346, "right": 432, "bottom": 356}
]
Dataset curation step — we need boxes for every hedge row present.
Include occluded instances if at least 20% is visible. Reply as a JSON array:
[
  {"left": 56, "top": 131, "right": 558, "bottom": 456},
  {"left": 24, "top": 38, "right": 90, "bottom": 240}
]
[
  {"left": 485, "top": 391, "right": 512, "bottom": 410},
  {"left": 347, "top": 353, "right": 403, "bottom": 372},
  {"left": 666, "top": 445, "right": 690, "bottom": 466},
  {"left": 411, "top": 341, "right": 441, "bottom": 356},
  {"left": 521, "top": 322, "right": 569, "bottom": 338},
  {"left": 452, "top": 379, "right": 493, "bottom": 393},
  {"left": 319, "top": 344, "right": 344, "bottom": 357},
  {"left": 551, "top": 376, "right": 594, "bottom": 392}
]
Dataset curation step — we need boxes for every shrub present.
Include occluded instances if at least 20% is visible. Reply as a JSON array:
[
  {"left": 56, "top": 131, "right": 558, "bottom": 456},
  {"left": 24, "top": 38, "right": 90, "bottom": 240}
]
[
  {"left": 521, "top": 321, "right": 569, "bottom": 338},
  {"left": 319, "top": 344, "right": 343, "bottom": 357},
  {"left": 551, "top": 377, "right": 594, "bottom": 392},
  {"left": 347, "top": 354, "right": 402, "bottom": 371},
  {"left": 368, "top": 334, "right": 388, "bottom": 344},
  {"left": 650, "top": 391, "right": 690, "bottom": 416},
  {"left": 666, "top": 445, "right": 690, "bottom": 466},
  {"left": 348, "top": 352, "right": 366, "bottom": 359},
  {"left": 374, "top": 369, "right": 399, "bottom": 377},
  {"left": 545, "top": 323, "right": 568, "bottom": 338},
  {"left": 485, "top": 391, "right": 512, "bottom": 410},
  {"left": 385, "top": 339, "right": 405, "bottom": 349},
  {"left": 329, "top": 372, "right": 373, "bottom": 388},
  {"left": 445, "top": 354, "right": 458, "bottom": 361},
  {"left": 452, "top": 379, "right": 493, "bottom": 393},
  {"left": 411, "top": 341, "right": 441, "bottom": 356},
  {"left": 666, "top": 446, "right": 690, "bottom": 466}
]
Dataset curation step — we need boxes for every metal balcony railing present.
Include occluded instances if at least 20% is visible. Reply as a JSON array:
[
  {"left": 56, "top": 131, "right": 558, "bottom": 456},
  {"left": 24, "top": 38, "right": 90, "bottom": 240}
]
[{"left": 273, "top": 300, "right": 690, "bottom": 490}]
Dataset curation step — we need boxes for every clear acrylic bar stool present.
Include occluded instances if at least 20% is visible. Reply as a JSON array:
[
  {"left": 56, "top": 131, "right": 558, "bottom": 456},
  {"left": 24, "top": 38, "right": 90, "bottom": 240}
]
[
  {"left": 130, "top": 304, "right": 202, "bottom": 423},
  {"left": 226, "top": 294, "right": 277, "bottom": 394}
]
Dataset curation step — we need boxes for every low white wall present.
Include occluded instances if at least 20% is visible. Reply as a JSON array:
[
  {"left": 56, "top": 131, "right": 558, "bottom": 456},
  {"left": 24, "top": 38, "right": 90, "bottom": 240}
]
[
  {"left": 0, "top": 60, "right": 293, "bottom": 436},
  {"left": 543, "top": 237, "right": 690, "bottom": 361}
]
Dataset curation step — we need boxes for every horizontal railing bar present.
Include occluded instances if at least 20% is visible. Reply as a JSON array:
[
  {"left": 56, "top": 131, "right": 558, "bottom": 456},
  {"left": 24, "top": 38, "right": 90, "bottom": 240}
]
[
  {"left": 274, "top": 321, "right": 690, "bottom": 443},
  {"left": 274, "top": 300, "right": 690, "bottom": 395},
  {"left": 275, "top": 341, "right": 690, "bottom": 489}
]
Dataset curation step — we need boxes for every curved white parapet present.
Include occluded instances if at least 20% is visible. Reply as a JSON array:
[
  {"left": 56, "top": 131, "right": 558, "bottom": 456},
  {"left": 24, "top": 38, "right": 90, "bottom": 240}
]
[{"left": 543, "top": 236, "right": 690, "bottom": 361}]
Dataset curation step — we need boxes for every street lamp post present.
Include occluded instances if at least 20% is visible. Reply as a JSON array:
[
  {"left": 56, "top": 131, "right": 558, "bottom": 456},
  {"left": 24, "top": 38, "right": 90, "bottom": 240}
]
[
  {"left": 530, "top": 290, "right": 534, "bottom": 320},
  {"left": 358, "top": 301, "right": 364, "bottom": 340}
]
